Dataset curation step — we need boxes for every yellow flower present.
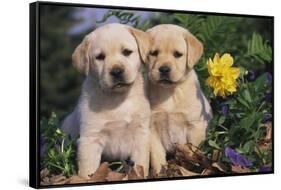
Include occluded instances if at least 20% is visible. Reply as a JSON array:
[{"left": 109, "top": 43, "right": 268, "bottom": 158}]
[{"left": 206, "top": 53, "right": 240, "bottom": 97}]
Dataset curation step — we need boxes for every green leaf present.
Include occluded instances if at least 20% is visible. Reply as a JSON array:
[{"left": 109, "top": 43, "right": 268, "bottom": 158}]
[
  {"left": 239, "top": 112, "right": 256, "bottom": 129},
  {"left": 242, "top": 88, "right": 252, "bottom": 104},
  {"left": 96, "top": 10, "right": 140, "bottom": 27},
  {"left": 236, "top": 96, "right": 250, "bottom": 109},
  {"left": 208, "top": 140, "right": 221, "bottom": 149},
  {"left": 242, "top": 140, "right": 256, "bottom": 153},
  {"left": 218, "top": 116, "right": 226, "bottom": 125},
  {"left": 253, "top": 73, "right": 268, "bottom": 92},
  {"left": 173, "top": 14, "right": 205, "bottom": 35},
  {"left": 247, "top": 32, "right": 272, "bottom": 63},
  {"left": 55, "top": 128, "right": 64, "bottom": 136},
  {"left": 239, "top": 67, "right": 248, "bottom": 76},
  {"left": 197, "top": 16, "right": 238, "bottom": 43}
]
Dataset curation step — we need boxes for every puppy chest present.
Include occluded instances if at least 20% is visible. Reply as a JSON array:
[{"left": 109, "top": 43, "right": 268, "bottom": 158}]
[
  {"left": 152, "top": 112, "right": 189, "bottom": 150},
  {"left": 101, "top": 119, "right": 147, "bottom": 160}
]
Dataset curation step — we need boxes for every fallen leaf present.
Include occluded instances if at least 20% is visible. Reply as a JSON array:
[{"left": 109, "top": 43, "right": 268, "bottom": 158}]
[
  {"left": 40, "top": 177, "right": 50, "bottom": 186},
  {"left": 265, "top": 122, "right": 272, "bottom": 141},
  {"left": 40, "top": 168, "right": 50, "bottom": 178},
  {"left": 106, "top": 171, "right": 126, "bottom": 181},
  {"left": 67, "top": 175, "right": 86, "bottom": 184},
  {"left": 178, "top": 166, "right": 199, "bottom": 176},
  {"left": 231, "top": 165, "right": 251, "bottom": 173},
  {"left": 175, "top": 143, "right": 210, "bottom": 168},
  {"left": 49, "top": 174, "right": 67, "bottom": 185},
  {"left": 128, "top": 165, "right": 144, "bottom": 180},
  {"left": 201, "top": 168, "right": 213, "bottom": 175},
  {"left": 122, "top": 174, "right": 128, "bottom": 180},
  {"left": 165, "top": 163, "right": 182, "bottom": 177},
  {"left": 88, "top": 162, "right": 111, "bottom": 182},
  {"left": 211, "top": 162, "right": 227, "bottom": 173},
  {"left": 212, "top": 150, "right": 221, "bottom": 162},
  {"left": 257, "top": 122, "right": 272, "bottom": 152}
]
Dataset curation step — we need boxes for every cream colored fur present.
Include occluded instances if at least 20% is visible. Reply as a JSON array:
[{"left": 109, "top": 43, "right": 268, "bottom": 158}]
[
  {"left": 61, "top": 23, "right": 151, "bottom": 178},
  {"left": 146, "top": 24, "right": 213, "bottom": 173}
]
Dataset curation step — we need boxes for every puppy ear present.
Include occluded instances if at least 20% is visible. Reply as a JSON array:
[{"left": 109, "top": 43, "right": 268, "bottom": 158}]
[
  {"left": 184, "top": 30, "right": 203, "bottom": 69},
  {"left": 127, "top": 27, "right": 151, "bottom": 64},
  {"left": 72, "top": 33, "right": 93, "bottom": 75}
]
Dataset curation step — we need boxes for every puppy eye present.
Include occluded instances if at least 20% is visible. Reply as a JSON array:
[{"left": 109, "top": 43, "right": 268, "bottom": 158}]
[
  {"left": 150, "top": 50, "right": 159, "bottom": 56},
  {"left": 96, "top": 53, "right": 105, "bottom": 60},
  {"left": 173, "top": 51, "right": 183, "bottom": 58},
  {"left": 122, "top": 49, "right": 133, "bottom": 56}
]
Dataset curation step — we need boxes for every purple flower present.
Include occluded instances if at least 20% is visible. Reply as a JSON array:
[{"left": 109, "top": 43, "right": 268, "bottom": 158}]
[
  {"left": 262, "top": 113, "right": 271, "bottom": 123},
  {"left": 259, "top": 166, "right": 272, "bottom": 172},
  {"left": 126, "top": 159, "right": 135, "bottom": 167},
  {"left": 224, "top": 147, "right": 253, "bottom": 167},
  {"left": 247, "top": 70, "right": 255, "bottom": 81},
  {"left": 266, "top": 72, "right": 272, "bottom": 85},
  {"left": 263, "top": 92, "right": 272, "bottom": 102},
  {"left": 221, "top": 105, "right": 229, "bottom": 116}
]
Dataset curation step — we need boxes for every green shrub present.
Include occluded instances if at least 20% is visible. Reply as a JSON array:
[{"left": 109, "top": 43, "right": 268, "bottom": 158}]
[{"left": 40, "top": 112, "right": 77, "bottom": 176}]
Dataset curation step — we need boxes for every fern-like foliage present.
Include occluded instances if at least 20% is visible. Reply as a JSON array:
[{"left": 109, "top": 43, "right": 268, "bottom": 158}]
[
  {"left": 246, "top": 32, "right": 272, "bottom": 63},
  {"left": 97, "top": 10, "right": 141, "bottom": 27},
  {"left": 197, "top": 16, "right": 239, "bottom": 45},
  {"left": 174, "top": 13, "right": 205, "bottom": 35}
]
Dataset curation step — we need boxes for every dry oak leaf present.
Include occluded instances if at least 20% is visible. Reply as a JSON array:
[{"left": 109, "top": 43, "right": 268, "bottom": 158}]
[
  {"left": 88, "top": 162, "right": 111, "bottom": 182},
  {"left": 67, "top": 175, "right": 87, "bottom": 184},
  {"left": 128, "top": 165, "right": 145, "bottom": 180},
  {"left": 178, "top": 166, "right": 199, "bottom": 176},
  {"left": 175, "top": 143, "right": 210, "bottom": 168},
  {"left": 211, "top": 162, "right": 228, "bottom": 173},
  {"left": 49, "top": 174, "right": 68, "bottom": 185},
  {"left": 106, "top": 171, "right": 127, "bottom": 181},
  {"left": 40, "top": 177, "right": 50, "bottom": 186},
  {"left": 40, "top": 168, "right": 50, "bottom": 179},
  {"left": 201, "top": 168, "right": 213, "bottom": 176},
  {"left": 231, "top": 165, "right": 251, "bottom": 173}
]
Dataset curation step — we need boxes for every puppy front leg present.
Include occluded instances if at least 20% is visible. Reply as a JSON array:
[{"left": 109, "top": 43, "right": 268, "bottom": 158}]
[
  {"left": 78, "top": 136, "right": 104, "bottom": 178},
  {"left": 150, "top": 128, "right": 167, "bottom": 174},
  {"left": 131, "top": 130, "right": 150, "bottom": 177},
  {"left": 187, "top": 120, "right": 208, "bottom": 147}
]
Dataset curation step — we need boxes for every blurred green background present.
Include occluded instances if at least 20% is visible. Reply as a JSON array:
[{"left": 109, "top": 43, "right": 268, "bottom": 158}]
[{"left": 39, "top": 4, "right": 273, "bottom": 119}]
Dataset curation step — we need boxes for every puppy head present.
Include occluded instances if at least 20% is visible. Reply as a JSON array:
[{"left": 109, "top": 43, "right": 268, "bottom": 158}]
[
  {"left": 146, "top": 24, "right": 203, "bottom": 87},
  {"left": 72, "top": 23, "right": 150, "bottom": 92}
]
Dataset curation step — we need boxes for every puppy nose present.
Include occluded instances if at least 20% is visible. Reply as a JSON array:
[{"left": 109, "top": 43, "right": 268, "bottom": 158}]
[
  {"left": 159, "top": 66, "right": 171, "bottom": 74},
  {"left": 110, "top": 67, "right": 124, "bottom": 77}
]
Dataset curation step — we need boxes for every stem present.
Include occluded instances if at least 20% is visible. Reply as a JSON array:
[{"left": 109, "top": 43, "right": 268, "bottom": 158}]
[
  {"left": 219, "top": 124, "right": 228, "bottom": 131},
  {"left": 61, "top": 138, "right": 65, "bottom": 153},
  {"left": 116, "top": 165, "right": 124, "bottom": 172},
  {"left": 108, "top": 161, "right": 123, "bottom": 166},
  {"left": 257, "top": 101, "right": 266, "bottom": 112},
  {"left": 49, "top": 162, "right": 65, "bottom": 171},
  {"left": 241, "top": 73, "right": 245, "bottom": 85}
]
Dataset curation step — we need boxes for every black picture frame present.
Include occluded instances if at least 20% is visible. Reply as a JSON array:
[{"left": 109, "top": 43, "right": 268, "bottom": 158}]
[{"left": 29, "top": 1, "right": 274, "bottom": 188}]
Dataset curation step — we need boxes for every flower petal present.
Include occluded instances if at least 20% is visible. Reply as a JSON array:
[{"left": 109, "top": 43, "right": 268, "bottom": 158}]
[
  {"left": 220, "top": 53, "right": 234, "bottom": 67},
  {"left": 213, "top": 53, "right": 220, "bottom": 65},
  {"left": 229, "top": 67, "right": 240, "bottom": 79}
]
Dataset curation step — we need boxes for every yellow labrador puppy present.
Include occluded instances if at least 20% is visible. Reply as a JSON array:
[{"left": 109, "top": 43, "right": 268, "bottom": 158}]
[
  {"left": 146, "top": 24, "right": 212, "bottom": 173},
  {"left": 61, "top": 23, "right": 151, "bottom": 178}
]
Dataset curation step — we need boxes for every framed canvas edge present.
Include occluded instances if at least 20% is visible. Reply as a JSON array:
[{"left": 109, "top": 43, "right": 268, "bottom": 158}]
[
  {"left": 29, "top": 1, "right": 275, "bottom": 189},
  {"left": 37, "top": 0, "right": 274, "bottom": 18},
  {"left": 30, "top": 1, "right": 40, "bottom": 189}
]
